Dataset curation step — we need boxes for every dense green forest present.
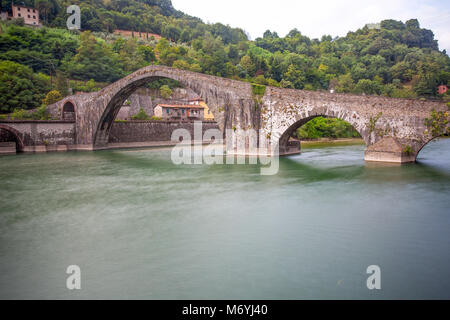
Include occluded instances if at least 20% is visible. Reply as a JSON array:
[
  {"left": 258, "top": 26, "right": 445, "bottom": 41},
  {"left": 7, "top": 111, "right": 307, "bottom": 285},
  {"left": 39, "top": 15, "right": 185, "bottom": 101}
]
[
  {"left": 0, "top": 0, "right": 449, "bottom": 136},
  {"left": 295, "top": 117, "right": 361, "bottom": 140}
]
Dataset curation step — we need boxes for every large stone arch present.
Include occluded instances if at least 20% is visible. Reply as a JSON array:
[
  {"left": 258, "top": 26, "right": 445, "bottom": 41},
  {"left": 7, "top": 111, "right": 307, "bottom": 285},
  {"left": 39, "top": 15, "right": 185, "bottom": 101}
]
[
  {"left": 276, "top": 107, "right": 369, "bottom": 154},
  {"left": 89, "top": 65, "right": 256, "bottom": 148},
  {"left": 260, "top": 87, "right": 371, "bottom": 155},
  {"left": 0, "top": 124, "right": 25, "bottom": 152}
]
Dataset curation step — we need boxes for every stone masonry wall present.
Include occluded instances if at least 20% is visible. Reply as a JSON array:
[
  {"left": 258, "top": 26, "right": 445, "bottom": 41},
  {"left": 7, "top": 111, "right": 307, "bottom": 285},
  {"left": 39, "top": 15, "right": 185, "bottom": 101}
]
[{"left": 0, "top": 121, "right": 75, "bottom": 151}]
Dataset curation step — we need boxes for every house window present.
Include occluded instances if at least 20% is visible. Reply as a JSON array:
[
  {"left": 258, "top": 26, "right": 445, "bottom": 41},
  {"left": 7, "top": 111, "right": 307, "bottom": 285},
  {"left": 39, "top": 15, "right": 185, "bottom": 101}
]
[
  {"left": 181, "top": 109, "right": 185, "bottom": 115},
  {"left": 28, "top": 15, "right": 30, "bottom": 18},
  {"left": 18, "top": 13, "right": 21, "bottom": 17},
  {"left": 18, "top": 8, "right": 21, "bottom": 11},
  {"left": 33, "top": 16, "right": 36, "bottom": 19},
  {"left": 27, "top": 9, "right": 30, "bottom": 12}
]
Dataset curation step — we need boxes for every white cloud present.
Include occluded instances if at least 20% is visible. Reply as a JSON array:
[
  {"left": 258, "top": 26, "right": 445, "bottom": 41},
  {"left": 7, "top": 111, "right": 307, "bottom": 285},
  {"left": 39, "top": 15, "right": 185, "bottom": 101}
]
[{"left": 172, "top": 0, "right": 450, "bottom": 52}]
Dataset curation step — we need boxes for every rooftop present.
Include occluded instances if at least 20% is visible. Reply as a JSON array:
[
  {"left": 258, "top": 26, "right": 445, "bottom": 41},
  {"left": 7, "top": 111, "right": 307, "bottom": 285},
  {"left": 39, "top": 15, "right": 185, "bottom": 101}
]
[
  {"left": 12, "top": 5, "right": 36, "bottom": 9},
  {"left": 157, "top": 104, "right": 204, "bottom": 109}
]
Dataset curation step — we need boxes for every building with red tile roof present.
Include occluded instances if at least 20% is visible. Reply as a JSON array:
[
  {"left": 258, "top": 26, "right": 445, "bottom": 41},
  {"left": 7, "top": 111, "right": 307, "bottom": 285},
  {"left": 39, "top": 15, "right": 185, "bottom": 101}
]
[{"left": 154, "top": 104, "right": 205, "bottom": 121}]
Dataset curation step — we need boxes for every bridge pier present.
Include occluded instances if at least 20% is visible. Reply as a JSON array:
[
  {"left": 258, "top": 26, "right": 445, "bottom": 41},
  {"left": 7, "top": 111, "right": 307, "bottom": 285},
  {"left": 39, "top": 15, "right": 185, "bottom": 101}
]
[
  {"left": 364, "top": 150, "right": 416, "bottom": 163},
  {"left": 364, "top": 137, "right": 417, "bottom": 163},
  {"left": 279, "top": 140, "right": 301, "bottom": 156}
]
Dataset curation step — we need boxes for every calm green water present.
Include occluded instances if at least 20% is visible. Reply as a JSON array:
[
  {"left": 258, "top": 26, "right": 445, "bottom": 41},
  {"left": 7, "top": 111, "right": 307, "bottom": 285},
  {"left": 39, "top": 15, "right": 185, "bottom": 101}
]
[{"left": 0, "top": 139, "right": 449, "bottom": 299}]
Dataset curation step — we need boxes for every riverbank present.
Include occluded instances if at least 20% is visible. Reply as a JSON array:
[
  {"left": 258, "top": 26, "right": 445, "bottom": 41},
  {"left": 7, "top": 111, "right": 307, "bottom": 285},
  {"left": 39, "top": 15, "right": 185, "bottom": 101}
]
[{"left": 299, "top": 138, "right": 365, "bottom": 148}]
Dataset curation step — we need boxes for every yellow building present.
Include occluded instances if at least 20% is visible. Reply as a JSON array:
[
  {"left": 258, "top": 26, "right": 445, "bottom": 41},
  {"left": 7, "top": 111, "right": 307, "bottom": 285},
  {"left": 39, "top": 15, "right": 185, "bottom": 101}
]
[{"left": 189, "top": 98, "right": 215, "bottom": 121}]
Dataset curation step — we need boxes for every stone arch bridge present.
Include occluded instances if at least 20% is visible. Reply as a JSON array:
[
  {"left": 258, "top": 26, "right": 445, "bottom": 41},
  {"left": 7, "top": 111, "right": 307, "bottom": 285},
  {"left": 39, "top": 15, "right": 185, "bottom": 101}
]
[{"left": 1, "top": 65, "right": 448, "bottom": 162}]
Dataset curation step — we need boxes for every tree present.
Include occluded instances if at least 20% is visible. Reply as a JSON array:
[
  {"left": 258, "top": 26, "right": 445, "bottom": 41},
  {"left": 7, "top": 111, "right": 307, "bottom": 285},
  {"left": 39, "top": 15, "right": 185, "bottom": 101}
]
[
  {"left": 63, "top": 31, "right": 123, "bottom": 82},
  {"left": 42, "top": 90, "right": 62, "bottom": 105},
  {"left": 296, "top": 117, "right": 360, "bottom": 139},
  {"left": 119, "top": 39, "right": 146, "bottom": 72},
  {"left": 55, "top": 71, "right": 69, "bottom": 97},
  {"left": 390, "top": 61, "right": 413, "bottom": 82},
  {"left": 172, "top": 60, "right": 190, "bottom": 70},
  {"left": 283, "top": 64, "right": 305, "bottom": 89},
  {"left": 414, "top": 58, "right": 440, "bottom": 96},
  {"left": 162, "top": 24, "right": 181, "bottom": 42},
  {"left": 354, "top": 79, "right": 383, "bottom": 95},
  {"left": 335, "top": 74, "right": 355, "bottom": 93},
  {"left": 35, "top": 0, "right": 52, "bottom": 24},
  {"left": 0, "top": 60, "right": 50, "bottom": 113},
  {"left": 159, "top": 85, "right": 172, "bottom": 99},
  {"left": 138, "top": 46, "right": 156, "bottom": 64},
  {"left": 239, "top": 55, "right": 255, "bottom": 77}
]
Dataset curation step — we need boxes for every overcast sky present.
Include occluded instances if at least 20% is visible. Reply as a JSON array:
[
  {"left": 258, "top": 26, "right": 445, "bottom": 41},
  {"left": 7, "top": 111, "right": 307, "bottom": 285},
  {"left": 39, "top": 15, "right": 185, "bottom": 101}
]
[{"left": 172, "top": 0, "right": 450, "bottom": 53}]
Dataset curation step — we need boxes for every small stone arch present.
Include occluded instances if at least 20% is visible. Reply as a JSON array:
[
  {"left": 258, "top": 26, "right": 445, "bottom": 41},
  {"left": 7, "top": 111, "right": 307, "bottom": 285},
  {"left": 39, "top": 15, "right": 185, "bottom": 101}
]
[
  {"left": 0, "top": 124, "right": 25, "bottom": 152},
  {"left": 62, "top": 101, "right": 76, "bottom": 121}
]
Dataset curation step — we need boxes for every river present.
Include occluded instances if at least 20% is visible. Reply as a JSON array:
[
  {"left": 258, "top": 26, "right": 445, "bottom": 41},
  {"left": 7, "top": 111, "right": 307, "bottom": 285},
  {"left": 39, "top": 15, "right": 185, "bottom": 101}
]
[{"left": 0, "top": 139, "right": 449, "bottom": 299}]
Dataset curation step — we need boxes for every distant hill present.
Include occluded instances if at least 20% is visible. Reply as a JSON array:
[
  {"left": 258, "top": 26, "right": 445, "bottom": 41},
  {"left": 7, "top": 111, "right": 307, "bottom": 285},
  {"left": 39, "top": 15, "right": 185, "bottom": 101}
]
[
  {"left": 0, "top": 0, "right": 248, "bottom": 43},
  {"left": 0, "top": 0, "right": 449, "bottom": 114}
]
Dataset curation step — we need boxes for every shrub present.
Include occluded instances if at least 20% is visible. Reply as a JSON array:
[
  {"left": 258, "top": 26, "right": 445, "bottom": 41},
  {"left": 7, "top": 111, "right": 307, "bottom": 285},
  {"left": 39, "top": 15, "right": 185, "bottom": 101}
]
[
  {"left": 390, "top": 88, "right": 417, "bottom": 99},
  {"left": 10, "top": 108, "right": 31, "bottom": 120},
  {"left": 190, "top": 63, "right": 202, "bottom": 73},
  {"left": 403, "top": 144, "right": 413, "bottom": 155},
  {"left": 32, "top": 105, "right": 50, "bottom": 120},
  {"left": 8, "top": 105, "right": 50, "bottom": 120},
  {"left": 131, "top": 108, "right": 150, "bottom": 120},
  {"left": 251, "top": 83, "right": 266, "bottom": 96},
  {"left": 266, "top": 78, "right": 280, "bottom": 87},
  {"left": 70, "top": 79, "right": 102, "bottom": 93},
  {"left": 253, "top": 75, "right": 267, "bottom": 85}
]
